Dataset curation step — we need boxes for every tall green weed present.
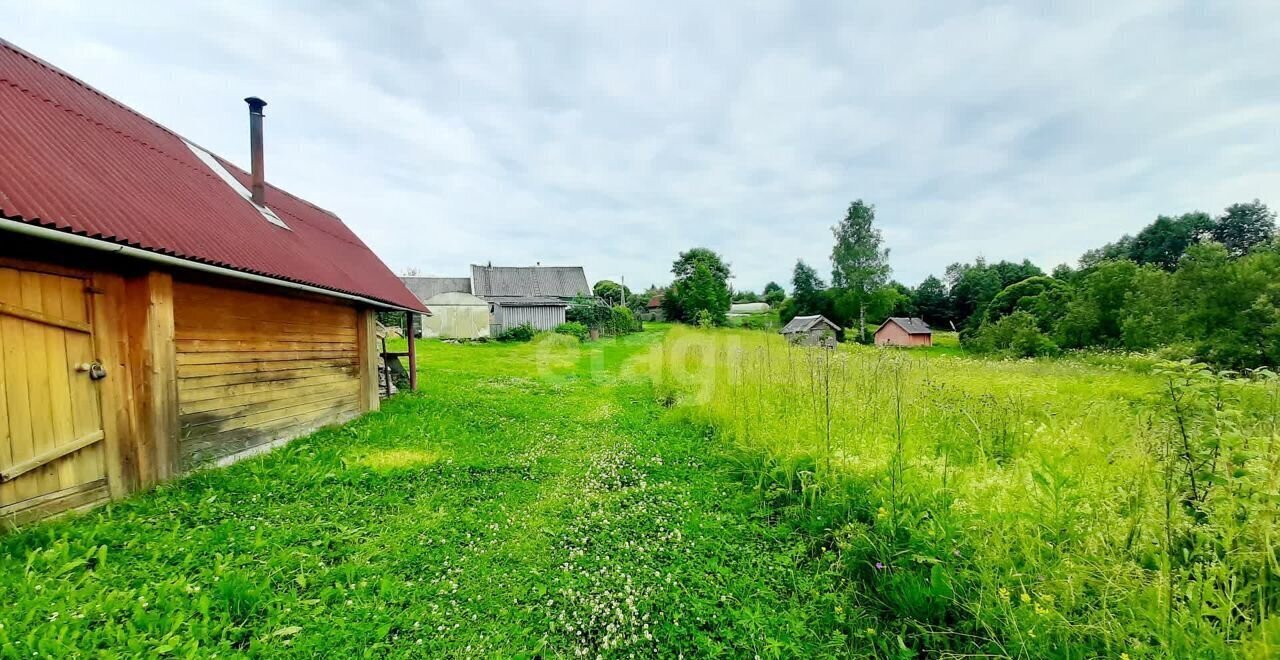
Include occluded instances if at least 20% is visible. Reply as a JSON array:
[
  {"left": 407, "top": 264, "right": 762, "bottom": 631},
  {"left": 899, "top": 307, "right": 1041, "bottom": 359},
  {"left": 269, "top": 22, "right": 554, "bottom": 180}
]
[{"left": 651, "top": 326, "right": 1280, "bottom": 656}]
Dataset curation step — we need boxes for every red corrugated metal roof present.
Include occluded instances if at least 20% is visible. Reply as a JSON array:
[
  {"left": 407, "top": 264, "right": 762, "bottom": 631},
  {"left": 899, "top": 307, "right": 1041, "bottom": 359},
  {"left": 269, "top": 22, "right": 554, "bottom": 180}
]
[{"left": 0, "top": 39, "right": 427, "bottom": 313}]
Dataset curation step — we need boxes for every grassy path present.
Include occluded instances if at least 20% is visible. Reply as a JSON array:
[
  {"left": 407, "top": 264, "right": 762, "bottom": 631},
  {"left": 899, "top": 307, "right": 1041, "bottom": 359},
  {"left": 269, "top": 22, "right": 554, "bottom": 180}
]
[{"left": 1, "top": 329, "right": 857, "bottom": 657}]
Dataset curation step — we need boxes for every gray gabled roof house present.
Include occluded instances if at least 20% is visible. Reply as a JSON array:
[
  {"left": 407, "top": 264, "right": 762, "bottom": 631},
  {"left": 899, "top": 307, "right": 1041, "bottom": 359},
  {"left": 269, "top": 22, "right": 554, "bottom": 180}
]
[
  {"left": 781, "top": 314, "right": 840, "bottom": 334},
  {"left": 401, "top": 266, "right": 595, "bottom": 337},
  {"left": 470, "top": 265, "right": 591, "bottom": 300},
  {"left": 470, "top": 264, "right": 593, "bottom": 334}
]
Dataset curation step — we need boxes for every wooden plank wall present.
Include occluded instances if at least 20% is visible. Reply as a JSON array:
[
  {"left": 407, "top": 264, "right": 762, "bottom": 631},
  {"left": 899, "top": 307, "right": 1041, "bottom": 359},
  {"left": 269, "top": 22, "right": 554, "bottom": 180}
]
[
  {"left": 356, "top": 309, "right": 380, "bottom": 413},
  {"left": 125, "top": 272, "right": 179, "bottom": 484},
  {"left": 173, "top": 280, "right": 363, "bottom": 468}
]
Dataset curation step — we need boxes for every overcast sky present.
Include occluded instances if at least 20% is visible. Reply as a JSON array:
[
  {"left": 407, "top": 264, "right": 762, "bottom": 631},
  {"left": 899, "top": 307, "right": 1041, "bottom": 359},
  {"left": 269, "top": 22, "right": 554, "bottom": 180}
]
[{"left": 4, "top": 1, "right": 1278, "bottom": 291}]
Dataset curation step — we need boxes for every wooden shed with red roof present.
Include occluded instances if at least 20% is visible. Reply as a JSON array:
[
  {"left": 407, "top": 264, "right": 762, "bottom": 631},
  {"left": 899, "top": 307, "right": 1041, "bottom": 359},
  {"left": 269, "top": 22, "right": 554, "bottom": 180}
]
[
  {"left": 0, "top": 39, "right": 429, "bottom": 526},
  {"left": 874, "top": 317, "right": 933, "bottom": 347}
]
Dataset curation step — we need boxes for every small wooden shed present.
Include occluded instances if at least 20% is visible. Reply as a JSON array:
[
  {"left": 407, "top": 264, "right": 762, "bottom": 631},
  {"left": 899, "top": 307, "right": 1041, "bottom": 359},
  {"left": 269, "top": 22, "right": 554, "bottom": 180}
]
[
  {"left": 780, "top": 315, "right": 840, "bottom": 347},
  {"left": 0, "top": 40, "right": 428, "bottom": 526},
  {"left": 874, "top": 317, "right": 933, "bottom": 347}
]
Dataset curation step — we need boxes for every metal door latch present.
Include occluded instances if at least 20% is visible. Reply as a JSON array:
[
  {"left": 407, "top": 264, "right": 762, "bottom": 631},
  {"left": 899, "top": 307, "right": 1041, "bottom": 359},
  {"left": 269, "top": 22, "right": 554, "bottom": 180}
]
[{"left": 77, "top": 361, "right": 108, "bottom": 380}]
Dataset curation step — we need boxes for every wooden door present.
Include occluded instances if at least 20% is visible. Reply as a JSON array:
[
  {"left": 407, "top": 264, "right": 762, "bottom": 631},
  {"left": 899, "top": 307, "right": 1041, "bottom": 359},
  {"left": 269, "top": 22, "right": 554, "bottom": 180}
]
[{"left": 0, "top": 264, "right": 110, "bottom": 526}]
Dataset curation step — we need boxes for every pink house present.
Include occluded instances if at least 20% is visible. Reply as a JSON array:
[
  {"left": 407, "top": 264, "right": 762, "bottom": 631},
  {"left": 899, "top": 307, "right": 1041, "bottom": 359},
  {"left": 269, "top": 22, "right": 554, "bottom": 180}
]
[{"left": 874, "top": 317, "right": 933, "bottom": 347}]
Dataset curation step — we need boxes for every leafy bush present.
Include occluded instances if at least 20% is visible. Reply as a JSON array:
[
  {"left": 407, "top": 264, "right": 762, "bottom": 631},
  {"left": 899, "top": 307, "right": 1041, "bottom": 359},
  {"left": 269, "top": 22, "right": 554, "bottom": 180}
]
[
  {"left": 375, "top": 310, "right": 406, "bottom": 329},
  {"left": 1153, "top": 341, "right": 1198, "bottom": 362},
  {"left": 731, "top": 314, "right": 777, "bottom": 331},
  {"left": 971, "top": 310, "right": 1059, "bottom": 357},
  {"left": 567, "top": 298, "right": 614, "bottom": 331},
  {"left": 566, "top": 297, "right": 607, "bottom": 325},
  {"left": 553, "top": 322, "right": 589, "bottom": 341},
  {"left": 565, "top": 302, "right": 636, "bottom": 336},
  {"left": 1009, "top": 322, "right": 1059, "bottom": 357},
  {"left": 495, "top": 322, "right": 537, "bottom": 342},
  {"left": 606, "top": 305, "right": 635, "bottom": 335}
]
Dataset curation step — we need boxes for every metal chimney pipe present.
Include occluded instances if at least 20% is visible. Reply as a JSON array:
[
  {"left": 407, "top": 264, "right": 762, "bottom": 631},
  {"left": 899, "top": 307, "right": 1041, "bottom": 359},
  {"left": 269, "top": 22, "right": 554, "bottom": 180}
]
[{"left": 244, "top": 96, "right": 267, "bottom": 206}]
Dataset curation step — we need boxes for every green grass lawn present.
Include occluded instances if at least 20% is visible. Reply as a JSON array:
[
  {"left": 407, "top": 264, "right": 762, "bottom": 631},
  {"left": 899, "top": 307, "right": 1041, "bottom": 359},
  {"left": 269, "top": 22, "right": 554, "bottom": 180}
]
[
  {"left": 0, "top": 328, "right": 866, "bottom": 657},
  {"left": 5, "top": 326, "right": 1277, "bottom": 657},
  {"left": 919, "top": 330, "right": 963, "bottom": 357}
]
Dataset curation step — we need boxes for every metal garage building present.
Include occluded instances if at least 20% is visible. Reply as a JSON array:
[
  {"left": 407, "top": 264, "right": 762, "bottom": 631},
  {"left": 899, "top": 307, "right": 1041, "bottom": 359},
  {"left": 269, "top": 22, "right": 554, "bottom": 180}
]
[{"left": 402, "top": 278, "right": 490, "bottom": 340}]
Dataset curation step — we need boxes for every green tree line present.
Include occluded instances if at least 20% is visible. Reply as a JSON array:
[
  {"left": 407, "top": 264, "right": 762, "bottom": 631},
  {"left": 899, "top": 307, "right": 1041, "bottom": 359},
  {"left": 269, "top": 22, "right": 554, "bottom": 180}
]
[
  {"left": 654, "top": 197, "right": 1278, "bottom": 368},
  {"left": 966, "top": 200, "right": 1278, "bottom": 367}
]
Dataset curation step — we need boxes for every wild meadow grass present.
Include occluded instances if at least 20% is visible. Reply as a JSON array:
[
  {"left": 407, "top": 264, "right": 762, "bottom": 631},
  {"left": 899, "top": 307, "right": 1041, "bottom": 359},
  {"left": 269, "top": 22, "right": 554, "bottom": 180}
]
[
  {"left": 649, "top": 325, "right": 1280, "bottom": 657},
  {"left": 5, "top": 325, "right": 1277, "bottom": 657}
]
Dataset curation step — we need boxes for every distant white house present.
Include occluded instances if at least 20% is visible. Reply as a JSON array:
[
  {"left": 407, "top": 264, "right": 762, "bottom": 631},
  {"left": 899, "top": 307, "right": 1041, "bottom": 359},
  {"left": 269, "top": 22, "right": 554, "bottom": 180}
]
[{"left": 728, "top": 302, "right": 771, "bottom": 316}]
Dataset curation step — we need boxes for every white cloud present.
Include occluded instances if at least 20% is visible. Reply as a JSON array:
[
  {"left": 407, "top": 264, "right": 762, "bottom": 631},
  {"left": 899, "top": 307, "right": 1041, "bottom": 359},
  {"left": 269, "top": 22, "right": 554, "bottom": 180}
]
[{"left": 3, "top": 0, "right": 1278, "bottom": 291}]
